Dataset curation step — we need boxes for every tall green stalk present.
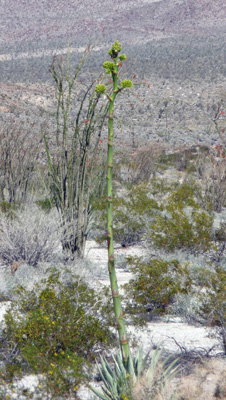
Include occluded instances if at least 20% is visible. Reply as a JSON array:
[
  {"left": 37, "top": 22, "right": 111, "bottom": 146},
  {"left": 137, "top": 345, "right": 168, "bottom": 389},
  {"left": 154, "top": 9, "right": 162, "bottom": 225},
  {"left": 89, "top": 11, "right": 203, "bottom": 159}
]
[{"left": 95, "top": 41, "right": 133, "bottom": 364}]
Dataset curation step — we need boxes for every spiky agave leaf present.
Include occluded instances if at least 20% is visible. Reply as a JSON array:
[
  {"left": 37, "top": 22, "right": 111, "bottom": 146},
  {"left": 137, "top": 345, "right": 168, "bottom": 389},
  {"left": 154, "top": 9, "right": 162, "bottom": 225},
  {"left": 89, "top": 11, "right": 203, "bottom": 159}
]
[
  {"left": 112, "top": 353, "right": 128, "bottom": 381},
  {"left": 91, "top": 348, "right": 150, "bottom": 399},
  {"left": 145, "top": 348, "right": 180, "bottom": 387},
  {"left": 161, "top": 354, "right": 180, "bottom": 381},
  {"left": 92, "top": 355, "right": 129, "bottom": 400},
  {"left": 91, "top": 348, "right": 180, "bottom": 400},
  {"left": 133, "top": 347, "right": 150, "bottom": 378}
]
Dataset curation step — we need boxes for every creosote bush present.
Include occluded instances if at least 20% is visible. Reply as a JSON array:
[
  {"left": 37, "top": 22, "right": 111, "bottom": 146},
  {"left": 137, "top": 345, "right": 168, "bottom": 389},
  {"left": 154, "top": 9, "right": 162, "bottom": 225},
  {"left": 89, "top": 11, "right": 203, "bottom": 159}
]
[
  {"left": 93, "top": 183, "right": 161, "bottom": 246},
  {"left": 123, "top": 257, "right": 191, "bottom": 323},
  {"left": 0, "top": 269, "right": 115, "bottom": 398},
  {"left": 93, "top": 178, "right": 214, "bottom": 252},
  {"left": 149, "top": 181, "right": 214, "bottom": 252}
]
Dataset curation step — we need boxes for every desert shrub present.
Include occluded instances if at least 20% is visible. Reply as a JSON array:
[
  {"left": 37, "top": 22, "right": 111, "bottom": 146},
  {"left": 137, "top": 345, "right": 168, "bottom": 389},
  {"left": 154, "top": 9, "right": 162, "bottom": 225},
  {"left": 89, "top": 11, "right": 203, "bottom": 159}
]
[
  {"left": 0, "top": 269, "right": 115, "bottom": 398},
  {"left": 123, "top": 257, "right": 191, "bottom": 322},
  {"left": 0, "top": 205, "right": 60, "bottom": 267},
  {"left": 93, "top": 178, "right": 214, "bottom": 252},
  {"left": 150, "top": 182, "right": 213, "bottom": 253},
  {"left": 157, "top": 145, "right": 198, "bottom": 172},
  {"left": 93, "top": 183, "right": 161, "bottom": 246},
  {"left": 192, "top": 145, "right": 226, "bottom": 212},
  {"left": 0, "top": 123, "right": 41, "bottom": 205},
  {"left": 115, "top": 144, "right": 164, "bottom": 186},
  {"left": 0, "top": 201, "right": 18, "bottom": 219},
  {"left": 196, "top": 265, "right": 226, "bottom": 354}
]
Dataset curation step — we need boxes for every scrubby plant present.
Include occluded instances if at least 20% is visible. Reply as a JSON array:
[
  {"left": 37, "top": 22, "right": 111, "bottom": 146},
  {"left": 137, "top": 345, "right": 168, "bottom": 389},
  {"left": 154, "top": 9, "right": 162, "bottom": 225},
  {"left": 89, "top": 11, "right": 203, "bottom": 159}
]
[
  {"left": 0, "top": 269, "right": 115, "bottom": 398},
  {"left": 150, "top": 182, "right": 213, "bottom": 253},
  {"left": 94, "top": 178, "right": 213, "bottom": 253},
  {"left": 157, "top": 145, "right": 198, "bottom": 172},
  {"left": 114, "top": 144, "right": 164, "bottom": 186},
  {"left": 123, "top": 257, "right": 191, "bottom": 323},
  {"left": 42, "top": 45, "right": 108, "bottom": 257},
  {"left": 95, "top": 41, "right": 134, "bottom": 363},
  {"left": 0, "top": 123, "right": 40, "bottom": 205},
  {"left": 0, "top": 204, "right": 60, "bottom": 267},
  {"left": 93, "top": 182, "right": 161, "bottom": 247},
  {"left": 35, "top": 197, "right": 53, "bottom": 213},
  {"left": 192, "top": 145, "right": 226, "bottom": 213},
  {"left": 196, "top": 264, "right": 226, "bottom": 354}
]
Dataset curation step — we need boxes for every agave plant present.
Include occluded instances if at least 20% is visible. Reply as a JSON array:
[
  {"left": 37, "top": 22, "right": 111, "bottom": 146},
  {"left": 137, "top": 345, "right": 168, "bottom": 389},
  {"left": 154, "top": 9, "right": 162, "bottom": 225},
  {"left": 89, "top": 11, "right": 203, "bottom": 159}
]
[{"left": 91, "top": 348, "right": 180, "bottom": 400}]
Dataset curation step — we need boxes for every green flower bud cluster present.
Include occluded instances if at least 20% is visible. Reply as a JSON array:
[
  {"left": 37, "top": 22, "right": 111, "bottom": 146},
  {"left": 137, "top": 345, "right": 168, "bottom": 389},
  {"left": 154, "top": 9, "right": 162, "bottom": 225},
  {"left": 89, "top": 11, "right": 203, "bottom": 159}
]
[
  {"left": 95, "top": 84, "right": 106, "bottom": 94},
  {"left": 120, "top": 80, "right": 133, "bottom": 89},
  {"left": 108, "top": 40, "right": 122, "bottom": 58},
  {"left": 119, "top": 54, "right": 127, "bottom": 61},
  {"left": 103, "top": 61, "right": 115, "bottom": 72}
]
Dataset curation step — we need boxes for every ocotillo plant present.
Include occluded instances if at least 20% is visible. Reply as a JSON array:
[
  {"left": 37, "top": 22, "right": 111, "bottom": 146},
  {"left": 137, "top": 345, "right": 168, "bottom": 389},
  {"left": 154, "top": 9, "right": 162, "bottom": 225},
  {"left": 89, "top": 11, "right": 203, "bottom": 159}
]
[
  {"left": 42, "top": 46, "right": 108, "bottom": 257},
  {"left": 95, "top": 41, "right": 133, "bottom": 364}
]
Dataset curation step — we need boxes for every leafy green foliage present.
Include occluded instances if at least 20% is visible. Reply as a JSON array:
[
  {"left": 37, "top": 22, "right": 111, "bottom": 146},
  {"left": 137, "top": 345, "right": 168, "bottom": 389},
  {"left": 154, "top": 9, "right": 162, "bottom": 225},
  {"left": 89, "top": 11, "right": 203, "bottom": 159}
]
[
  {"left": 93, "top": 183, "right": 161, "bottom": 246},
  {"left": 1, "top": 269, "right": 115, "bottom": 397},
  {"left": 150, "top": 182, "right": 213, "bottom": 252},
  {"left": 93, "top": 178, "right": 213, "bottom": 253},
  {"left": 124, "top": 257, "right": 191, "bottom": 321}
]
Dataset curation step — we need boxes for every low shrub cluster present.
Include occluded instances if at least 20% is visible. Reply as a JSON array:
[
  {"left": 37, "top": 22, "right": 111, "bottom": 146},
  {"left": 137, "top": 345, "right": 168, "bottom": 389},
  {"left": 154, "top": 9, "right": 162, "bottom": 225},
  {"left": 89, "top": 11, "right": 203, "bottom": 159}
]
[
  {"left": 0, "top": 269, "right": 115, "bottom": 398},
  {"left": 0, "top": 205, "right": 60, "bottom": 267},
  {"left": 123, "top": 257, "right": 191, "bottom": 323}
]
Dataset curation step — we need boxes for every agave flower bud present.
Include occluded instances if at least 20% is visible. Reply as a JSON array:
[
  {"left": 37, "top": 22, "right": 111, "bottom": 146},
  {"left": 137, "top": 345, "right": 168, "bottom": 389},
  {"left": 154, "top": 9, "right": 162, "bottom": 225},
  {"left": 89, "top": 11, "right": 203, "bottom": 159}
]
[
  {"left": 103, "top": 61, "right": 115, "bottom": 71},
  {"left": 120, "top": 80, "right": 133, "bottom": 89},
  {"left": 119, "top": 54, "right": 127, "bottom": 61},
  {"left": 108, "top": 40, "right": 122, "bottom": 58},
  {"left": 95, "top": 84, "right": 106, "bottom": 94}
]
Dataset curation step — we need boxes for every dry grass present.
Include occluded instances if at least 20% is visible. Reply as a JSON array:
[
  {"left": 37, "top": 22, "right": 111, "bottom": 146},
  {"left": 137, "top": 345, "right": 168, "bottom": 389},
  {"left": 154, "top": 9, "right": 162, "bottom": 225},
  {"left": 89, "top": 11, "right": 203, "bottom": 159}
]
[
  {"left": 130, "top": 356, "right": 226, "bottom": 400},
  {"left": 176, "top": 358, "right": 226, "bottom": 400}
]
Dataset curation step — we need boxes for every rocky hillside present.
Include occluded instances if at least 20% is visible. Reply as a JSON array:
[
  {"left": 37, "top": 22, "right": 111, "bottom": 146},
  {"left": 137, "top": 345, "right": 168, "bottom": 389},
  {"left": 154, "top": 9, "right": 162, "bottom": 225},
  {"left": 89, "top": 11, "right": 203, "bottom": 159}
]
[
  {"left": 0, "top": 0, "right": 226, "bottom": 149},
  {"left": 1, "top": 0, "right": 226, "bottom": 49}
]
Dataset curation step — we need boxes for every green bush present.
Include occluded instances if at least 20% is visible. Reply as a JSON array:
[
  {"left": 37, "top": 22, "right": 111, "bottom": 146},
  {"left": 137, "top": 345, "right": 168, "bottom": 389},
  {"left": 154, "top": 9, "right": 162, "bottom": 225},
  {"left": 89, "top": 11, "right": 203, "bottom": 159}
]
[
  {"left": 123, "top": 257, "right": 191, "bottom": 322},
  {"left": 196, "top": 265, "right": 226, "bottom": 354},
  {"left": 0, "top": 269, "right": 115, "bottom": 398},
  {"left": 93, "top": 183, "right": 161, "bottom": 246},
  {"left": 93, "top": 179, "right": 214, "bottom": 253},
  {"left": 150, "top": 183, "right": 213, "bottom": 252}
]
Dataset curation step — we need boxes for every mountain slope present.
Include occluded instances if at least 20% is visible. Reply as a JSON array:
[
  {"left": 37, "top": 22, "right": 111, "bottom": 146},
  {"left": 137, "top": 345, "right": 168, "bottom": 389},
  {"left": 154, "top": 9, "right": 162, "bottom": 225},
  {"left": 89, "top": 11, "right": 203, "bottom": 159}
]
[{"left": 0, "top": 0, "right": 226, "bottom": 51}]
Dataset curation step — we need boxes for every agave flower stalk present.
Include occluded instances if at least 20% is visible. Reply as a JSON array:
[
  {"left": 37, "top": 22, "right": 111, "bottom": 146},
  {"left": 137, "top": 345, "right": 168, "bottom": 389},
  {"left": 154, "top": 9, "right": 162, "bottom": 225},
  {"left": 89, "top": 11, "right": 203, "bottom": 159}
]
[{"left": 95, "top": 41, "right": 133, "bottom": 364}]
